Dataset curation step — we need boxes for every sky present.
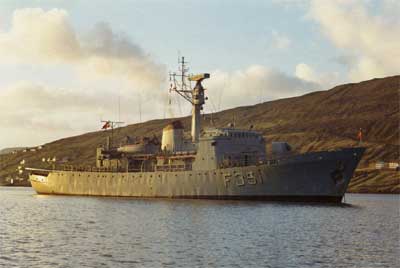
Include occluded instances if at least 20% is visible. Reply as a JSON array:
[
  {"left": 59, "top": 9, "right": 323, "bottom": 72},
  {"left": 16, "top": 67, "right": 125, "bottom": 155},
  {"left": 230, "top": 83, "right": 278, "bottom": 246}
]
[{"left": 0, "top": 0, "right": 398, "bottom": 149}]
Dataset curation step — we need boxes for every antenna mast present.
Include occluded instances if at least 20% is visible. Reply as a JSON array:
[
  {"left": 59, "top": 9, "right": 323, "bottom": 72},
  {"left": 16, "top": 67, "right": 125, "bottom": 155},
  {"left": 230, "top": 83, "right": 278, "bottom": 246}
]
[
  {"left": 138, "top": 93, "right": 142, "bottom": 123},
  {"left": 169, "top": 57, "right": 192, "bottom": 103},
  {"left": 169, "top": 56, "right": 210, "bottom": 142}
]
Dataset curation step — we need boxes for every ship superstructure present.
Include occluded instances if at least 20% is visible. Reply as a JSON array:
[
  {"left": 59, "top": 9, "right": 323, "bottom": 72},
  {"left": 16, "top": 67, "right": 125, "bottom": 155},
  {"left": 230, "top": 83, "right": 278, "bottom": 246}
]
[
  {"left": 95, "top": 57, "right": 267, "bottom": 174},
  {"left": 28, "top": 57, "right": 365, "bottom": 203}
]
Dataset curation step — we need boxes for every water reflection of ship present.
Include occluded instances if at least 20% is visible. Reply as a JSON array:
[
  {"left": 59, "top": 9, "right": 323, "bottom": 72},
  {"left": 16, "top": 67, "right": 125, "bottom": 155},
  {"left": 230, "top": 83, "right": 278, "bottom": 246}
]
[{"left": 27, "top": 57, "right": 365, "bottom": 203}]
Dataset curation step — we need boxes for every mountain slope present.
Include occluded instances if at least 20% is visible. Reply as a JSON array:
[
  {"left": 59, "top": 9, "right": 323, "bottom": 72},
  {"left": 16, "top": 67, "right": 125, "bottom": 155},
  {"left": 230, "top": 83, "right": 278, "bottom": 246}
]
[
  {"left": 0, "top": 147, "right": 26, "bottom": 155},
  {"left": 1, "top": 76, "right": 399, "bottom": 192}
]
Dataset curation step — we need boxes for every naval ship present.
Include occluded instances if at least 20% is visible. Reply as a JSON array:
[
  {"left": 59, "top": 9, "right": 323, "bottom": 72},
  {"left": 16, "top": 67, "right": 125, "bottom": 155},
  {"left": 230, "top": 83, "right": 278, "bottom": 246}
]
[{"left": 28, "top": 58, "right": 365, "bottom": 203}]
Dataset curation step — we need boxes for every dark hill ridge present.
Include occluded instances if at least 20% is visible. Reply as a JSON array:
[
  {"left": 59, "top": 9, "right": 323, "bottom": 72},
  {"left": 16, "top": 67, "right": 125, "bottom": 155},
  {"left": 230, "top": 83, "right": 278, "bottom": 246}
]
[{"left": 1, "top": 75, "right": 399, "bottom": 192}]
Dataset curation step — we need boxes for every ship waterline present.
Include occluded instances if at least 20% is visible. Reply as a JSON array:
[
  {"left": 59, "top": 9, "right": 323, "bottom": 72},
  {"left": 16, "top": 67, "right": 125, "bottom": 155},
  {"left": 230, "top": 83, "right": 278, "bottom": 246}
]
[{"left": 29, "top": 147, "right": 364, "bottom": 203}]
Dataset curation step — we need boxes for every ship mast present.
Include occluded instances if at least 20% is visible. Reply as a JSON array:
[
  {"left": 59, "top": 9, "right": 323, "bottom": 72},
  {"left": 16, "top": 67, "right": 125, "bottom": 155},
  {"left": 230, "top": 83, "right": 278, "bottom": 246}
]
[
  {"left": 101, "top": 120, "right": 124, "bottom": 149},
  {"left": 169, "top": 56, "right": 209, "bottom": 142}
]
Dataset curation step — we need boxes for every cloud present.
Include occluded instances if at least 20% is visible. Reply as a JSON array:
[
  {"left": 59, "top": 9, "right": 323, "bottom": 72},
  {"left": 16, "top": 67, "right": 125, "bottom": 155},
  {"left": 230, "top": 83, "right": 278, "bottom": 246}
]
[
  {"left": 0, "top": 9, "right": 80, "bottom": 62},
  {"left": 0, "top": 82, "right": 108, "bottom": 130},
  {"left": 0, "top": 8, "right": 165, "bottom": 89},
  {"left": 295, "top": 63, "right": 317, "bottom": 83},
  {"left": 0, "top": 8, "right": 326, "bottom": 148},
  {"left": 271, "top": 31, "right": 291, "bottom": 50},
  {"left": 295, "top": 63, "right": 342, "bottom": 88},
  {"left": 308, "top": 0, "right": 400, "bottom": 82},
  {"left": 0, "top": 64, "right": 322, "bottom": 150},
  {"left": 203, "top": 65, "right": 321, "bottom": 112},
  {"left": 0, "top": 68, "right": 320, "bottom": 147},
  {"left": 0, "top": 82, "right": 96, "bottom": 147},
  {"left": 0, "top": 8, "right": 169, "bottom": 148},
  {"left": 0, "top": 81, "right": 167, "bottom": 147}
]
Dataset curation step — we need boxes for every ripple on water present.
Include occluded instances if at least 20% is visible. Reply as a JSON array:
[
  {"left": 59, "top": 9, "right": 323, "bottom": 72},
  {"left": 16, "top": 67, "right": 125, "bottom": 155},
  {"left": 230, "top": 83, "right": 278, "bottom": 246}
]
[{"left": 0, "top": 187, "right": 399, "bottom": 268}]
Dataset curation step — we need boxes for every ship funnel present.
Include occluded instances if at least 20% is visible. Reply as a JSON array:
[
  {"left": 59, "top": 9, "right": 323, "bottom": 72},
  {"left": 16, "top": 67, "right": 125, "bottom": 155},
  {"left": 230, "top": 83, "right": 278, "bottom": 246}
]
[{"left": 161, "top": 120, "right": 184, "bottom": 152}]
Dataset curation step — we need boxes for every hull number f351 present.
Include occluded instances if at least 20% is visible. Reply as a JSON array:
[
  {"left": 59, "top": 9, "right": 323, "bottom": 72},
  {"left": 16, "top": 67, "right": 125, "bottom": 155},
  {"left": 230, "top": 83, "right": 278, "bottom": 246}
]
[{"left": 223, "top": 171, "right": 263, "bottom": 187}]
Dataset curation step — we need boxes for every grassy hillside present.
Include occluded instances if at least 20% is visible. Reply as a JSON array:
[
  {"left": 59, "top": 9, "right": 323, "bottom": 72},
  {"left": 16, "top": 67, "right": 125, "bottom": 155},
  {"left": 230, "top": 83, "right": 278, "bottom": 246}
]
[
  {"left": 0, "top": 147, "right": 26, "bottom": 155},
  {"left": 1, "top": 76, "right": 399, "bottom": 192}
]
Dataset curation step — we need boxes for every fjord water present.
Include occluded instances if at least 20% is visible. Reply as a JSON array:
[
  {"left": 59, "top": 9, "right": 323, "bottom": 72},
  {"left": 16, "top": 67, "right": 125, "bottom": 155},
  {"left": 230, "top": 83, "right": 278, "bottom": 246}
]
[{"left": 0, "top": 187, "right": 398, "bottom": 268}]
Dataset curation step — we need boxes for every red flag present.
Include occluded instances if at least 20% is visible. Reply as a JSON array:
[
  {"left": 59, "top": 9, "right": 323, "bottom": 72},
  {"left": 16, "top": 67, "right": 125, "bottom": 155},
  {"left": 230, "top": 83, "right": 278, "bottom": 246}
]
[
  {"left": 357, "top": 128, "right": 362, "bottom": 142},
  {"left": 102, "top": 121, "right": 110, "bottom": 130}
]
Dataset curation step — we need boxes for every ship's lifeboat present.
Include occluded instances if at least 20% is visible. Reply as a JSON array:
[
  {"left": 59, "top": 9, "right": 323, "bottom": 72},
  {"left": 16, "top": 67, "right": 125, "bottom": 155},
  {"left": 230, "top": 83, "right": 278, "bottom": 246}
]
[{"left": 117, "top": 144, "right": 146, "bottom": 153}]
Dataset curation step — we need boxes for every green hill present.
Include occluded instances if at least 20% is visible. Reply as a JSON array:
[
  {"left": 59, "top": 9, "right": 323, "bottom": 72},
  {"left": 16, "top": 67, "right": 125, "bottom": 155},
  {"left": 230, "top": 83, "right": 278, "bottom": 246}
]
[{"left": 1, "top": 75, "right": 399, "bottom": 192}]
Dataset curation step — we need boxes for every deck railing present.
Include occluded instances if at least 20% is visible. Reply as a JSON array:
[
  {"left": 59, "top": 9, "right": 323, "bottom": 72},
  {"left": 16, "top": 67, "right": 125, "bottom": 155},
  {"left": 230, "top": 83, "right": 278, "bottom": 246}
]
[
  {"left": 57, "top": 164, "right": 193, "bottom": 173},
  {"left": 54, "top": 159, "right": 278, "bottom": 173}
]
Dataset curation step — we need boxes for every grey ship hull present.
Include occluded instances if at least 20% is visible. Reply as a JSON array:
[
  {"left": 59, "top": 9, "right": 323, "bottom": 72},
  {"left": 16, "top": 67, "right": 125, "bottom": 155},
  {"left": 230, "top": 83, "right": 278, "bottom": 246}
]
[{"left": 29, "top": 147, "right": 365, "bottom": 203}]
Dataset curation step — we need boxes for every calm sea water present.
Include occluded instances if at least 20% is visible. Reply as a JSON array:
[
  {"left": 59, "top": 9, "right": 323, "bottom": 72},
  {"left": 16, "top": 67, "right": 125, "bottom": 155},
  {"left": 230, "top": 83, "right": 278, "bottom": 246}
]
[{"left": 0, "top": 187, "right": 398, "bottom": 268}]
